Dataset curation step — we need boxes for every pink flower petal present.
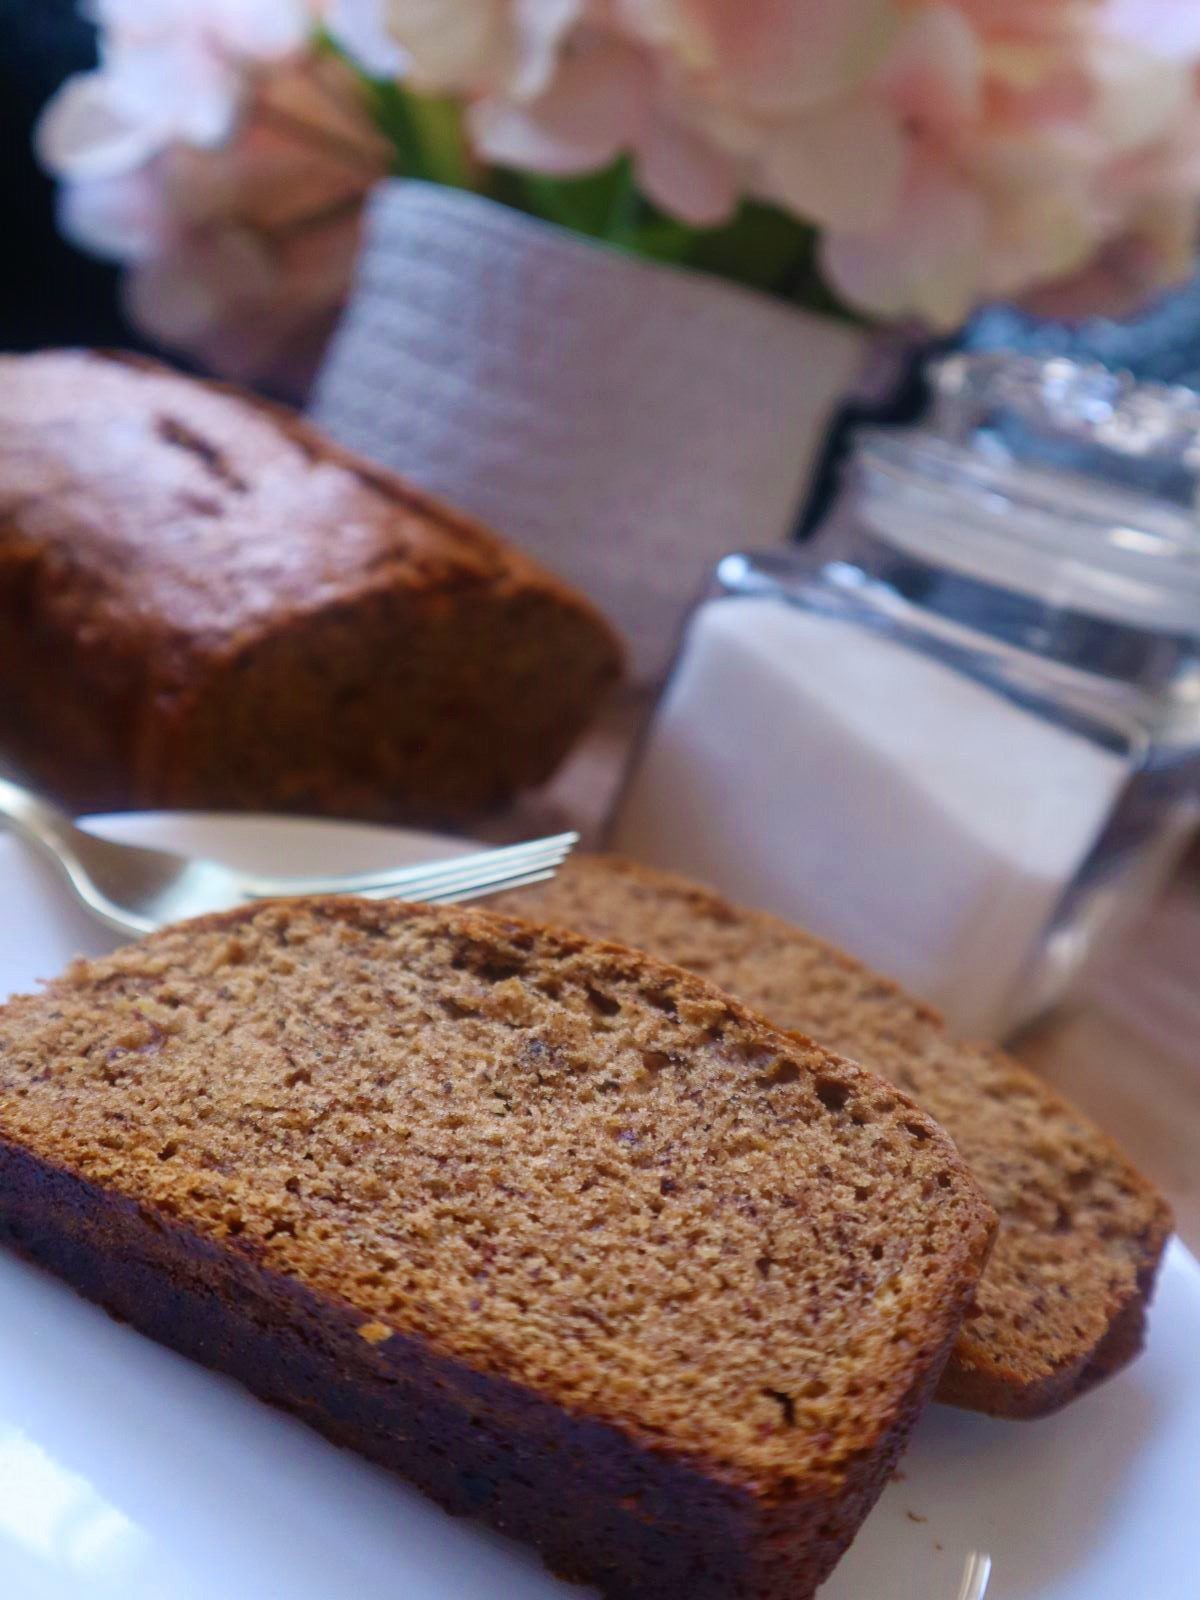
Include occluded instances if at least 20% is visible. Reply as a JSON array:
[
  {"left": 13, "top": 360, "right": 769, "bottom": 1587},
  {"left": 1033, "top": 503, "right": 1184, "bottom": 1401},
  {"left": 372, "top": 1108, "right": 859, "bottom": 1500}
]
[
  {"left": 623, "top": 0, "right": 895, "bottom": 111},
  {"left": 1088, "top": 38, "right": 1192, "bottom": 154},
  {"left": 56, "top": 167, "right": 173, "bottom": 261},
  {"left": 469, "top": 36, "right": 653, "bottom": 173},
  {"left": 1022, "top": 202, "right": 1199, "bottom": 319},
  {"left": 326, "top": 0, "right": 411, "bottom": 77},
  {"left": 93, "top": 0, "right": 182, "bottom": 40},
  {"left": 104, "top": 35, "right": 244, "bottom": 147},
  {"left": 35, "top": 73, "right": 165, "bottom": 179},
  {"left": 124, "top": 228, "right": 277, "bottom": 350},
  {"left": 207, "top": 0, "right": 312, "bottom": 59},
  {"left": 1102, "top": 0, "right": 1200, "bottom": 60},
  {"left": 760, "top": 96, "right": 906, "bottom": 232},
  {"left": 383, "top": 0, "right": 504, "bottom": 88},
  {"left": 637, "top": 110, "right": 740, "bottom": 224},
  {"left": 509, "top": 0, "right": 585, "bottom": 99},
  {"left": 981, "top": 182, "right": 1098, "bottom": 297},
  {"left": 821, "top": 167, "right": 987, "bottom": 327},
  {"left": 881, "top": 4, "right": 982, "bottom": 131}
]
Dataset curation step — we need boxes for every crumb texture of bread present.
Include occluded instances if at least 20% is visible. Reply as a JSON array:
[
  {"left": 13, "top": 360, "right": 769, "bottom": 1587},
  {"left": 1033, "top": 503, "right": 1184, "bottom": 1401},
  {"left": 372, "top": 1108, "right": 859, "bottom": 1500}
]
[
  {"left": 493, "top": 857, "right": 1174, "bottom": 1419},
  {"left": 0, "top": 899, "right": 994, "bottom": 1600},
  {"left": 0, "top": 350, "right": 621, "bottom": 820}
]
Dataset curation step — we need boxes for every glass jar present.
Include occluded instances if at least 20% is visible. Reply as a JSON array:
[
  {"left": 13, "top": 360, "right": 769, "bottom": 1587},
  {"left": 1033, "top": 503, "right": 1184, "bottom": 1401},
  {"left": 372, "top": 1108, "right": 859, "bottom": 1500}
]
[{"left": 608, "top": 353, "right": 1200, "bottom": 1040}]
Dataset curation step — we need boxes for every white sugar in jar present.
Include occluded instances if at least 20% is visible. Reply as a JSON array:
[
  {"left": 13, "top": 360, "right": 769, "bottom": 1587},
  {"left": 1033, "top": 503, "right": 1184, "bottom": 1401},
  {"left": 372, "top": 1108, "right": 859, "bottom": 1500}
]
[{"left": 609, "top": 356, "right": 1200, "bottom": 1038}]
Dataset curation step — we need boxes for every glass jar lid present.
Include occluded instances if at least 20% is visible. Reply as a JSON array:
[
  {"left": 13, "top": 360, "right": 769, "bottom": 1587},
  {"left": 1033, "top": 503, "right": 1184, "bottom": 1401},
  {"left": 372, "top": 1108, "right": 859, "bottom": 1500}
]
[{"left": 853, "top": 353, "right": 1200, "bottom": 634}]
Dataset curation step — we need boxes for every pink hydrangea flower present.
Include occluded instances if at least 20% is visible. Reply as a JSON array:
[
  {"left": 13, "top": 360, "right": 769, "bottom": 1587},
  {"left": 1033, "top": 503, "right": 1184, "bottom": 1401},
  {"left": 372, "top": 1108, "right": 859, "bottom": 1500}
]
[
  {"left": 37, "top": 0, "right": 315, "bottom": 176},
  {"left": 36, "top": 0, "right": 1200, "bottom": 356},
  {"left": 43, "top": 36, "right": 390, "bottom": 397},
  {"left": 382, "top": 0, "right": 1200, "bottom": 325},
  {"left": 382, "top": 0, "right": 583, "bottom": 97},
  {"left": 818, "top": 0, "right": 1200, "bottom": 324}
]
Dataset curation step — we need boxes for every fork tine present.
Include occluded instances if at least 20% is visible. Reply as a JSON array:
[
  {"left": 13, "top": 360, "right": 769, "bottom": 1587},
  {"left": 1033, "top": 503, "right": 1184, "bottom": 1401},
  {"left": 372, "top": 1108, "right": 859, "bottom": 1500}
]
[
  {"left": 367, "top": 831, "right": 576, "bottom": 895},
  {"left": 354, "top": 840, "right": 575, "bottom": 902},
  {"left": 356, "top": 841, "right": 576, "bottom": 903},
  {"left": 246, "top": 832, "right": 578, "bottom": 899},
  {"left": 415, "top": 866, "right": 562, "bottom": 905},
  {"left": 261, "top": 833, "right": 576, "bottom": 897}
]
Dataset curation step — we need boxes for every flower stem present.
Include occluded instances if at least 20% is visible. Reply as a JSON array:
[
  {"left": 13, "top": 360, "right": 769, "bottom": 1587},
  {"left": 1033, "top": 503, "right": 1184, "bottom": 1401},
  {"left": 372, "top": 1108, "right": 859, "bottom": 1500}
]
[{"left": 405, "top": 94, "right": 474, "bottom": 191}]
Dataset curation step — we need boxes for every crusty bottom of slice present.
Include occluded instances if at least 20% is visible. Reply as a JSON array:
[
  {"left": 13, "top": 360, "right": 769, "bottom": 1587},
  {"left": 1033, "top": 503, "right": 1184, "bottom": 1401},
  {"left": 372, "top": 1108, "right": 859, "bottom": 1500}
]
[
  {"left": 493, "top": 857, "right": 1174, "bottom": 1419},
  {"left": 0, "top": 899, "right": 995, "bottom": 1600}
]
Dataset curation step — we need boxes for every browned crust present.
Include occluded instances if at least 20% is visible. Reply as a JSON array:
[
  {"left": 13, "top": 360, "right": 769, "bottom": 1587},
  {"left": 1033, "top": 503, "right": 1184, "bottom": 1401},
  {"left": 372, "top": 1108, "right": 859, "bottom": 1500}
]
[
  {"left": 0, "top": 1131, "right": 977, "bottom": 1599},
  {"left": 934, "top": 1209, "right": 1170, "bottom": 1418},
  {"left": 96, "top": 349, "right": 623, "bottom": 649}
]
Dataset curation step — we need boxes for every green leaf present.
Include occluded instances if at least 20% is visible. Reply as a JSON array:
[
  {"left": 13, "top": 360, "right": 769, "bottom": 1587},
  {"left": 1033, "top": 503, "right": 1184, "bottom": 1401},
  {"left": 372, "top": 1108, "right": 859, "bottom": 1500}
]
[
  {"left": 503, "top": 163, "right": 701, "bottom": 265},
  {"left": 359, "top": 83, "right": 473, "bottom": 188},
  {"left": 511, "top": 163, "right": 637, "bottom": 239},
  {"left": 406, "top": 94, "right": 474, "bottom": 189},
  {"left": 684, "top": 204, "right": 803, "bottom": 290},
  {"left": 360, "top": 79, "right": 423, "bottom": 173},
  {"left": 619, "top": 216, "right": 696, "bottom": 264},
  {"left": 687, "top": 202, "right": 860, "bottom": 320}
]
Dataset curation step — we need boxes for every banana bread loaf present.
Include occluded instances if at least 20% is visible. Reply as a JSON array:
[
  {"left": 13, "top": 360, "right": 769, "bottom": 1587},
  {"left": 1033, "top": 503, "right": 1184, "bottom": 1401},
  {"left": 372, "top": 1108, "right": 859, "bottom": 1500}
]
[
  {"left": 494, "top": 856, "right": 1173, "bottom": 1419},
  {"left": 0, "top": 350, "right": 621, "bottom": 820},
  {"left": 0, "top": 899, "right": 995, "bottom": 1599}
]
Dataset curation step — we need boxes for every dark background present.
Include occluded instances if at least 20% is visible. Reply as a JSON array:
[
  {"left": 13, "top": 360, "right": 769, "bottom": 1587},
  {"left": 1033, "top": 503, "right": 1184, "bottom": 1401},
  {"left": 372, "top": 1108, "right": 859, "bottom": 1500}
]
[{"left": 1, "top": 0, "right": 145, "bottom": 352}]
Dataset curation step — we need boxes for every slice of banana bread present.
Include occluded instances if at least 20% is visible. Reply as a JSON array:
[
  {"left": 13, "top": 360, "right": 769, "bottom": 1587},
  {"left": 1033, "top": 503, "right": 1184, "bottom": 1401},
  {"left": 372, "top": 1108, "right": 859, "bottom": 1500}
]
[
  {"left": 493, "top": 857, "right": 1173, "bottom": 1419},
  {"left": 0, "top": 349, "right": 621, "bottom": 821},
  {"left": 0, "top": 899, "right": 994, "bottom": 1600}
]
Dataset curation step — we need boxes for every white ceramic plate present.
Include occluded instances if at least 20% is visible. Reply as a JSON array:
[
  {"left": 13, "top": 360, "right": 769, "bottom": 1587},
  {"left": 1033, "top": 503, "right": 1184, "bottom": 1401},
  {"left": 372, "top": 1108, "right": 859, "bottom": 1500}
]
[{"left": 0, "top": 812, "right": 1197, "bottom": 1600}]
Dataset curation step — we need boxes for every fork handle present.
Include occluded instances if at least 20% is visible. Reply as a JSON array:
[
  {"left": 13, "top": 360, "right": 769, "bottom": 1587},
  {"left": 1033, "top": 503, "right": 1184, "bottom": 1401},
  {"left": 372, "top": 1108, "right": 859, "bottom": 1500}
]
[{"left": 0, "top": 775, "right": 84, "bottom": 862}]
